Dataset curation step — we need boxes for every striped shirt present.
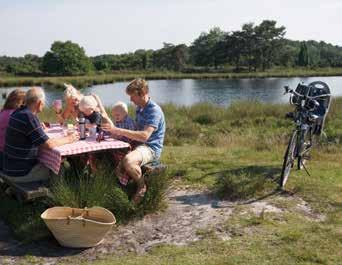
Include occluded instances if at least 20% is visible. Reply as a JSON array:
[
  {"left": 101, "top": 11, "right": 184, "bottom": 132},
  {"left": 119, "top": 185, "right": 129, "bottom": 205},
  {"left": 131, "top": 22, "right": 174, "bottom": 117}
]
[{"left": 3, "top": 106, "right": 49, "bottom": 177}]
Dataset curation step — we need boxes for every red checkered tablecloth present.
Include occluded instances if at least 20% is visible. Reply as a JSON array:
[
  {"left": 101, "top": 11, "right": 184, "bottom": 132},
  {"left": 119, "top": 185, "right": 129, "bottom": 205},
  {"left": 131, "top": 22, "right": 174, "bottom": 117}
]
[{"left": 38, "top": 126, "right": 130, "bottom": 174}]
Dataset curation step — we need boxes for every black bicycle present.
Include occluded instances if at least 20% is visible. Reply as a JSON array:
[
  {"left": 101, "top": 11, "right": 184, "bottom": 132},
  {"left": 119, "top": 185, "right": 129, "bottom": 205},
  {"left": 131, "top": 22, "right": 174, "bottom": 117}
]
[{"left": 280, "top": 81, "right": 331, "bottom": 188}]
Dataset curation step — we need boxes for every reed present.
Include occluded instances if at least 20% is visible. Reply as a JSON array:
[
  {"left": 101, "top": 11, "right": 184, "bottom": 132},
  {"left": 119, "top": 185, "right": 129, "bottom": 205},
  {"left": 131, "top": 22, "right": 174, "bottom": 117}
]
[{"left": 2, "top": 67, "right": 342, "bottom": 88}]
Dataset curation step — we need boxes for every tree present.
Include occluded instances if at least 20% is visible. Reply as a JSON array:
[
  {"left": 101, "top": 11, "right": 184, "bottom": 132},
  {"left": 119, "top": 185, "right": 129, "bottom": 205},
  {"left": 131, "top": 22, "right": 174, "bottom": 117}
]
[
  {"left": 190, "top": 27, "right": 225, "bottom": 68},
  {"left": 277, "top": 44, "right": 297, "bottom": 67},
  {"left": 172, "top": 44, "right": 189, "bottom": 71},
  {"left": 41, "top": 41, "right": 92, "bottom": 75},
  {"left": 297, "top": 42, "right": 309, "bottom": 67},
  {"left": 215, "top": 31, "right": 246, "bottom": 71},
  {"left": 152, "top": 43, "right": 189, "bottom": 71},
  {"left": 254, "top": 20, "right": 286, "bottom": 71},
  {"left": 241, "top": 23, "right": 257, "bottom": 71},
  {"left": 4, "top": 54, "right": 42, "bottom": 75}
]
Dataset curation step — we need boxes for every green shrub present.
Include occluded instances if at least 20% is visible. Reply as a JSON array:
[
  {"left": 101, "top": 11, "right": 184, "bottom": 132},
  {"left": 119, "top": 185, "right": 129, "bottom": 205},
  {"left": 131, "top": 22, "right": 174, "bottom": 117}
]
[
  {"left": 215, "top": 166, "right": 279, "bottom": 200},
  {"left": 0, "top": 195, "right": 50, "bottom": 241},
  {"left": 50, "top": 158, "right": 170, "bottom": 224},
  {"left": 189, "top": 103, "right": 225, "bottom": 125},
  {"left": 165, "top": 120, "right": 200, "bottom": 145}
]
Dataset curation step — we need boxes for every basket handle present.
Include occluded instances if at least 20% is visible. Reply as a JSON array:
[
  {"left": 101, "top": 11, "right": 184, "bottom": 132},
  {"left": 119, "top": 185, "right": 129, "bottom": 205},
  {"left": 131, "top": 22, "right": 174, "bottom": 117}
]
[
  {"left": 82, "top": 207, "right": 89, "bottom": 218},
  {"left": 65, "top": 207, "right": 90, "bottom": 226},
  {"left": 66, "top": 215, "right": 87, "bottom": 227}
]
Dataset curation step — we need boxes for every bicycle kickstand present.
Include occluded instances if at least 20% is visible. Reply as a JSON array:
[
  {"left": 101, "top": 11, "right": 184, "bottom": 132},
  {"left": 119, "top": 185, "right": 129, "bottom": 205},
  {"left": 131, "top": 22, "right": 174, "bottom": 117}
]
[{"left": 301, "top": 160, "right": 311, "bottom": 177}]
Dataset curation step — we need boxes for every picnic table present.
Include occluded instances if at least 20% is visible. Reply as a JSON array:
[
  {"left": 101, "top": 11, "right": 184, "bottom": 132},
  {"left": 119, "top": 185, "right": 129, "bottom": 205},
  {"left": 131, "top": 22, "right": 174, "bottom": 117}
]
[{"left": 38, "top": 125, "right": 130, "bottom": 174}]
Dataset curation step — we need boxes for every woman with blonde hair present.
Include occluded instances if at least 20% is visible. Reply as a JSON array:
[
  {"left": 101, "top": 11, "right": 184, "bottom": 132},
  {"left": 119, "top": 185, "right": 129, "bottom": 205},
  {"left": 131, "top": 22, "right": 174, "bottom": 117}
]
[
  {"left": 54, "top": 84, "right": 83, "bottom": 123},
  {"left": 54, "top": 83, "right": 112, "bottom": 126}
]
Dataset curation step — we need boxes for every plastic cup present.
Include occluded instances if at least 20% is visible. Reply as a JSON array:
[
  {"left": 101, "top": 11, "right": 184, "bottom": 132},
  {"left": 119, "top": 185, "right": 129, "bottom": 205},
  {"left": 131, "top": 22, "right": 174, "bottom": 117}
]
[
  {"left": 53, "top": 99, "right": 62, "bottom": 110},
  {"left": 66, "top": 124, "right": 75, "bottom": 135},
  {"left": 89, "top": 127, "right": 97, "bottom": 139}
]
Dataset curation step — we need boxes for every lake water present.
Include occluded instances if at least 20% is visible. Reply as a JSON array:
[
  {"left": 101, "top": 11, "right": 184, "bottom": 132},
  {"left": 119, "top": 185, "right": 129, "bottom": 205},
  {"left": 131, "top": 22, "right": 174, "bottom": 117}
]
[{"left": 1, "top": 76, "right": 342, "bottom": 107}]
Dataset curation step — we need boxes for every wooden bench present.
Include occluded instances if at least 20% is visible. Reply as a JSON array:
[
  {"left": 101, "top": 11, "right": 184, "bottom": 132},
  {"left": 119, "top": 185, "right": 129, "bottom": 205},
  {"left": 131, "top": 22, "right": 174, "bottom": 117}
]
[{"left": 0, "top": 171, "right": 50, "bottom": 202}]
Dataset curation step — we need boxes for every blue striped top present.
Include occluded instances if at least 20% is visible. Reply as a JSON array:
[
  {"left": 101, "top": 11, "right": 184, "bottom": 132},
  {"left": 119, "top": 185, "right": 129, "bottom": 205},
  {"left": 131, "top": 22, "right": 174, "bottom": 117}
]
[{"left": 3, "top": 106, "right": 49, "bottom": 177}]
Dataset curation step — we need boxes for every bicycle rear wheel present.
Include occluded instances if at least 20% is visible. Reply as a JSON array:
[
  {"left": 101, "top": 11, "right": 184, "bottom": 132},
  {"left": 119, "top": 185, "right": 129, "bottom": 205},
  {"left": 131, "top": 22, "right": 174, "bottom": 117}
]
[{"left": 280, "top": 131, "right": 297, "bottom": 188}]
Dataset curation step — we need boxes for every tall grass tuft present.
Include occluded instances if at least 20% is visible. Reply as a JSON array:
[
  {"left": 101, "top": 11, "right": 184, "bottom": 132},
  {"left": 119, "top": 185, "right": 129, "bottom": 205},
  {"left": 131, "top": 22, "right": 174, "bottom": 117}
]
[
  {"left": 50, "top": 163, "right": 117, "bottom": 209},
  {"left": 50, "top": 158, "right": 170, "bottom": 223},
  {"left": 141, "top": 169, "right": 170, "bottom": 214}
]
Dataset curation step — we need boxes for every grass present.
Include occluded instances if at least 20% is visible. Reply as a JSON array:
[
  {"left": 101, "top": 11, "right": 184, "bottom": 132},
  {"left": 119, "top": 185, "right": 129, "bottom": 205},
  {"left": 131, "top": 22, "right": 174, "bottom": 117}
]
[
  {"left": 0, "top": 98, "right": 341, "bottom": 264},
  {"left": 68, "top": 210, "right": 341, "bottom": 265},
  {"left": 2, "top": 67, "right": 342, "bottom": 88},
  {"left": 50, "top": 157, "right": 170, "bottom": 222},
  {"left": 0, "top": 154, "right": 170, "bottom": 240},
  {"left": 76, "top": 140, "right": 341, "bottom": 264}
]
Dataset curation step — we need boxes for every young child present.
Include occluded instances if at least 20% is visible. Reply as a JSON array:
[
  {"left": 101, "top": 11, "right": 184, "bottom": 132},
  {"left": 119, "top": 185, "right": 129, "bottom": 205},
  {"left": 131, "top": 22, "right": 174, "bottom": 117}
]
[
  {"left": 78, "top": 96, "right": 104, "bottom": 170},
  {"left": 79, "top": 95, "right": 102, "bottom": 130},
  {"left": 111, "top": 101, "right": 136, "bottom": 186},
  {"left": 111, "top": 101, "right": 136, "bottom": 142}
]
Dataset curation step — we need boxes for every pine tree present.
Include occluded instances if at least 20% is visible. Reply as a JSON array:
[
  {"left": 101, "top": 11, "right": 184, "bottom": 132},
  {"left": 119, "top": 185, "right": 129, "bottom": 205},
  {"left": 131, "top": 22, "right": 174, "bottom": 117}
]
[{"left": 298, "top": 42, "right": 309, "bottom": 66}]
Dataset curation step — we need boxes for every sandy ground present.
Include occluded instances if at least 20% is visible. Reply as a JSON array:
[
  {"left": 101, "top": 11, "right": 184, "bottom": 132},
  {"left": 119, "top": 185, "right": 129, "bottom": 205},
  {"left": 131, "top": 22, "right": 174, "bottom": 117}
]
[{"left": 0, "top": 188, "right": 325, "bottom": 265}]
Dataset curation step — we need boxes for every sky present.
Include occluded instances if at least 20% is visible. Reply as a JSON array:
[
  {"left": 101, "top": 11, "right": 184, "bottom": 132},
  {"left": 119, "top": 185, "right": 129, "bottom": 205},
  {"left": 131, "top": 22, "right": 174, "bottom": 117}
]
[{"left": 1, "top": 0, "right": 342, "bottom": 57}]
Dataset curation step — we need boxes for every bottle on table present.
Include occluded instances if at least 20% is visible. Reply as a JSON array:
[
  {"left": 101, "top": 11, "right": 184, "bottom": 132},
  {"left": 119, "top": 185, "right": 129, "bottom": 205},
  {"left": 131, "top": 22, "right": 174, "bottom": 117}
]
[
  {"left": 79, "top": 117, "right": 86, "bottom": 140},
  {"left": 96, "top": 125, "right": 104, "bottom": 142}
]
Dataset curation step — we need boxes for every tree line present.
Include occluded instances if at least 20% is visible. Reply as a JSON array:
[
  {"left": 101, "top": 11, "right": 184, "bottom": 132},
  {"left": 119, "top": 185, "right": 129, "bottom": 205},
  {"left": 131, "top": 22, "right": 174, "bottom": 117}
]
[{"left": 1, "top": 20, "right": 342, "bottom": 76}]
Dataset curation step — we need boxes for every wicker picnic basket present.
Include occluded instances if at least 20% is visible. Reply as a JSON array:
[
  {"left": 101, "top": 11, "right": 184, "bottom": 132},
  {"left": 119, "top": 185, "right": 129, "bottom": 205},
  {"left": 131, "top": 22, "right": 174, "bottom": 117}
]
[{"left": 41, "top": 206, "right": 116, "bottom": 248}]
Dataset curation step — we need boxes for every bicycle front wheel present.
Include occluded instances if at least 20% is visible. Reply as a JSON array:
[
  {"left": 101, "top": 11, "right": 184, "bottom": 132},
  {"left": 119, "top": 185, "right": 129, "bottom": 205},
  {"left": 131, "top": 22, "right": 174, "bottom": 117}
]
[
  {"left": 298, "top": 128, "right": 312, "bottom": 170},
  {"left": 280, "top": 130, "right": 297, "bottom": 188}
]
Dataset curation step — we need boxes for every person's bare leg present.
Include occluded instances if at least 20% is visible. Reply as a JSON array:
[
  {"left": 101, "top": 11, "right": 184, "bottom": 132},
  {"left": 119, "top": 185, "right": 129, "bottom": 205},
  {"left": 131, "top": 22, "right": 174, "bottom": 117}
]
[
  {"left": 122, "top": 150, "right": 143, "bottom": 183},
  {"left": 115, "top": 159, "right": 125, "bottom": 178},
  {"left": 122, "top": 150, "right": 146, "bottom": 203}
]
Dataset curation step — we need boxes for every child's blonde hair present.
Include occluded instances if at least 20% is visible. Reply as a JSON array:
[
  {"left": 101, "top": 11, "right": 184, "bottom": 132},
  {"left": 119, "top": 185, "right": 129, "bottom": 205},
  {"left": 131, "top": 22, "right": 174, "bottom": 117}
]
[
  {"left": 79, "top": 95, "right": 98, "bottom": 112},
  {"left": 112, "top": 101, "right": 128, "bottom": 114}
]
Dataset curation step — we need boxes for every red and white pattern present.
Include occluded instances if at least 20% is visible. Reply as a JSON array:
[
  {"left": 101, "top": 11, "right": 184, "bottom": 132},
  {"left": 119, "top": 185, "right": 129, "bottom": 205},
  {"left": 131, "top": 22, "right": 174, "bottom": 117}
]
[{"left": 38, "top": 126, "right": 130, "bottom": 174}]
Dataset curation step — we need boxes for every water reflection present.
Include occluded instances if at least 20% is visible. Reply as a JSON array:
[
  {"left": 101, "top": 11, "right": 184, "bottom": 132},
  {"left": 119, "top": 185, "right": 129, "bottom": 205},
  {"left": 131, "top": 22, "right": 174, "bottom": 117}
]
[{"left": 1, "top": 76, "right": 342, "bottom": 107}]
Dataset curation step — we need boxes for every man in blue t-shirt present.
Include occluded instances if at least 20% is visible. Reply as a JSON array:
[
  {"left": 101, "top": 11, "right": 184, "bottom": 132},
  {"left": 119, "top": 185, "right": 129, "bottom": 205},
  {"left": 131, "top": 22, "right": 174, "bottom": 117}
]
[
  {"left": 103, "top": 78, "right": 166, "bottom": 204},
  {"left": 3, "top": 87, "right": 79, "bottom": 183}
]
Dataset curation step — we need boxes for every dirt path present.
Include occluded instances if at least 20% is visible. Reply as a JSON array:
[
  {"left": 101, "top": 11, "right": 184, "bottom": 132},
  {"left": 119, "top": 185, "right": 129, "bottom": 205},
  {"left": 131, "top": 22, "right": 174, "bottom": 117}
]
[{"left": 0, "top": 188, "right": 324, "bottom": 265}]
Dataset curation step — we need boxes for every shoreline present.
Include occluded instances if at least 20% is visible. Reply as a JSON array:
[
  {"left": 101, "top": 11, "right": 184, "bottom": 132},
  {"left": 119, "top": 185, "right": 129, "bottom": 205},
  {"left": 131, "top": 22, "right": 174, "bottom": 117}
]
[{"left": 1, "top": 68, "right": 342, "bottom": 88}]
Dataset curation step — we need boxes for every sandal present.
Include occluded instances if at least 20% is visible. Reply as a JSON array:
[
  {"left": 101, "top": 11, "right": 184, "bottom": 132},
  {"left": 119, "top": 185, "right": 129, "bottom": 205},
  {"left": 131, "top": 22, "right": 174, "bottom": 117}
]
[{"left": 132, "top": 184, "right": 147, "bottom": 205}]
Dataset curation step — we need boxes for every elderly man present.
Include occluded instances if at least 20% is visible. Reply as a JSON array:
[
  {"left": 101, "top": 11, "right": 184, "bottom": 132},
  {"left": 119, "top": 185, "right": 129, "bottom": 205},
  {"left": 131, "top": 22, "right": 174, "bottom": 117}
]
[
  {"left": 103, "top": 78, "right": 166, "bottom": 204},
  {"left": 3, "top": 87, "right": 79, "bottom": 182}
]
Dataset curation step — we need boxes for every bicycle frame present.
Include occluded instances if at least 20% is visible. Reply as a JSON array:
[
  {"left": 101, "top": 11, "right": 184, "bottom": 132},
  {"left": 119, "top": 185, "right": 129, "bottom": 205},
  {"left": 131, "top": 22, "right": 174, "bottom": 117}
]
[
  {"left": 291, "top": 112, "right": 313, "bottom": 158},
  {"left": 280, "top": 81, "right": 331, "bottom": 188}
]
